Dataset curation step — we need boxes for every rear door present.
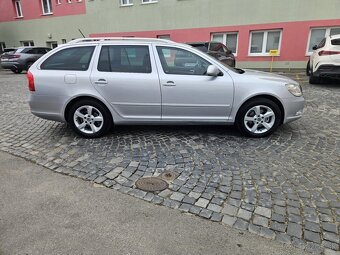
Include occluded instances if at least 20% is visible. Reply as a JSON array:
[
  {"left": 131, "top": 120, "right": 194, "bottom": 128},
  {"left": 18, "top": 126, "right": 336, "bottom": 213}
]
[{"left": 90, "top": 44, "right": 161, "bottom": 121}]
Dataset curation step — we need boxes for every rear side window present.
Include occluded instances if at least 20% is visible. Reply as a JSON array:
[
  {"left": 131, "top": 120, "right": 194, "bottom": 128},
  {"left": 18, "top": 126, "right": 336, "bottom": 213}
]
[
  {"left": 41, "top": 46, "right": 95, "bottom": 71},
  {"left": 331, "top": 39, "right": 340, "bottom": 45},
  {"left": 97, "top": 45, "right": 151, "bottom": 73}
]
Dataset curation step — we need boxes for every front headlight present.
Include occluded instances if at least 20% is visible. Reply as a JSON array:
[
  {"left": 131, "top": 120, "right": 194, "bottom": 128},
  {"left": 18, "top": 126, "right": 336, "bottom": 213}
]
[{"left": 286, "top": 84, "right": 303, "bottom": 97}]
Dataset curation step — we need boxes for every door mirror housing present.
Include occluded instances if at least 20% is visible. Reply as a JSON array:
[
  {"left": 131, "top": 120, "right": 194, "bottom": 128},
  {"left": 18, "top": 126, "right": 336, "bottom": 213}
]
[
  {"left": 312, "top": 45, "right": 318, "bottom": 51},
  {"left": 206, "top": 65, "right": 221, "bottom": 76}
]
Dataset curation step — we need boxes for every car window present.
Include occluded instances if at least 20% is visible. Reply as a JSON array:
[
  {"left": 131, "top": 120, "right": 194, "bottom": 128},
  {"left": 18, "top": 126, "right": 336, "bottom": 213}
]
[
  {"left": 98, "top": 45, "right": 151, "bottom": 73},
  {"left": 331, "top": 39, "right": 340, "bottom": 45},
  {"left": 191, "top": 44, "right": 208, "bottom": 52},
  {"left": 209, "top": 42, "right": 225, "bottom": 53},
  {"left": 156, "top": 46, "right": 211, "bottom": 76},
  {"left": 41, "top": 46, "right": 95, "bottom": 71},
  {"left": 36, "top": 48, "right": 48, "bottom": 54}
]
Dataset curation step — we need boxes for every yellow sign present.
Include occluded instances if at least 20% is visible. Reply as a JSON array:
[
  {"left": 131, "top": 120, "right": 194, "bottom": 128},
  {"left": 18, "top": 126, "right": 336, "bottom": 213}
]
[{"left": 269, "top": 50, "right": 279, "bottom": 56}]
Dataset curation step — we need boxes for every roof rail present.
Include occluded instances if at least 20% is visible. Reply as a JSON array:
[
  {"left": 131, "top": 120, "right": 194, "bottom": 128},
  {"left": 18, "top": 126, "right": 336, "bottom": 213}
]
[{"left": 67, "top": 37, "right": 172, "bottom": 44}]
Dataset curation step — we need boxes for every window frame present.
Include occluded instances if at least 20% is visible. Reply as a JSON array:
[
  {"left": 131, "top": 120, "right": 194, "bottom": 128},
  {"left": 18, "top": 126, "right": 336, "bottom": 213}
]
[
  {"left": 14, "top": 0, "right": 23, "bottom": 18},
  {"left": 211, "top": 32, "right": 238, "bottom": 56},
  {"left": 20, "top": 41, "right": 34, "bottom": 46},
  {"left": 141, "top": 0, "right": 158, "bottom": 5},
  {"left": 306, "top": 27, "right": 340, "bottom": 55},
  {"left": 41, "top": 0, "right": 53, "bottom": 15},
  {"left": 97, "top": 44, "right": 152, "bottom": 74},
  {"left": 40, "top": 46, "right": 95, "bottom": 71},
  {"left": 120, "top": 0, "right": 133, "bottom": 6},
  {"left": 248, "top": 29, "right": 282, "bottom": 57},
  {"left": 156, "top": 46, "right": 213, "bottom": 76}
]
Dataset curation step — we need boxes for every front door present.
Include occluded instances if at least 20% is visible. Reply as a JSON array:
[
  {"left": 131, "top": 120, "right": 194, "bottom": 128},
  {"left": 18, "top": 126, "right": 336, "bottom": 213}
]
[
  {"left": 154, "top": 45, "right": 234, "bottom": 121},
  {"left": 90, "top": 44, "right": 161, "bottom": 120}
]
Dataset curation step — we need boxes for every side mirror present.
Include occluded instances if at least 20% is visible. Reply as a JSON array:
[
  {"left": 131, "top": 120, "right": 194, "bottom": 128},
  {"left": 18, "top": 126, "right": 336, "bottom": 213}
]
[
  {"left": 206, "top": 65, "right": 221, "bottom": 76},
  {"left": 312, "top": 45, "right": 318, "bottom": 50}
]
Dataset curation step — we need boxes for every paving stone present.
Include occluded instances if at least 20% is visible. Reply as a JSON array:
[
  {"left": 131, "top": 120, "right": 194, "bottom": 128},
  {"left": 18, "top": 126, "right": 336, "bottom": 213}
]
[
  {"left": 322, "top": 241, "right": 339, "bottom": 251},
  {"left": 234, "top": 218, "right": 249, "bottom": 231},
  {"left": 207, "top": 203, "right": 222, "bottom": 213},
  {"left": 291, "top": 237, "right": 306, "bottom": 250},
  {"left": 248, "top": 223, "right": 262, "bottom": 236},
  {"left": 304, "top": 230, "right": 321, "bottom": 244},
  {"left": 260, "top": 227, "right": 276, "bottom": 240},
  {"left": 221, "top": 204, "right": 238, "bottom": 216},
  {"left": 276, "top": 233, "right": 291, "bottom": 244},
  {"left": 287, "top": 222, "right": 302, "bottom": 238},
  {"left": 222, "top": 215, "right": 236, "bottom": 227},
  {"left": 270, "top": 222, "right": 287, "bottom": 232},
  {"left": 199, "top": 209, "right": 213, "bottom": 219},
  {"left": 253, "top": 215, "right": 269, "bottom": 227},
  {"left": 305, "top": 242, "right": 324, "bottom": 254},
  {"left": 170, "top": 192, "right": 185, "bottom": 202},
  {"left": 237, "top": 208, "right": 252, "bottom": 221},
  {"left": 323, "top": 232, "right": 340, "bottom": 244},
  {"left": 324, "top": 249, "right": 340, "bottom": 255},
  {"left": 254, "top": 206, "right": 271, "bottom": 218},
  {"left": 182, "top": 195, "right": 196, "bottom": 205},
  {"left": 195, "top": 198, "right": 210, "bottom": 208},
  {"left": 305, "top": 221, "right": 321, "bottom": 233},
  {"left": 211, "top": 212, "right": 223, "bottom": 222},
  {"left": 322, "top": 222, "right": 338, "bottom": 234}
]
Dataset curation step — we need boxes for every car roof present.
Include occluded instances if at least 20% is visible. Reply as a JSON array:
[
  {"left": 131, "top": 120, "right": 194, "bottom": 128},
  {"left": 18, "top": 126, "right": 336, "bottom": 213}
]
[{"left": 68, "top": 37, "right": 176, "bottom": 45}]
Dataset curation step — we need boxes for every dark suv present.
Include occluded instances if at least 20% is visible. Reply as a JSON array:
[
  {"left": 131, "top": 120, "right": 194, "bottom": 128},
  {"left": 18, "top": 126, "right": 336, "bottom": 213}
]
[
  {"left": 187, "top": 41, "right": 236, "bottom": 67},
  {"left": 1, "top": 47, "right": 51, "bottom": 73}
]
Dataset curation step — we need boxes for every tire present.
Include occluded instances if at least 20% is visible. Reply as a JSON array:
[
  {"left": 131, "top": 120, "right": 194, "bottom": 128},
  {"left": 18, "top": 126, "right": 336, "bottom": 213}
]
[
  {"left": 26, "top": 61, "right": 34, "bottom": 71},
  {"left": 11, "top": 68, "right": 22, "bottom": 74},
  {"left": 306, "top": 60, "right": 311, "bottom": 76},
  {"left": 309, "top": 72, "right": 321, "bottom": 84},
  {"left": 67, "top": 99, "right": 113, "bottom": 138},
  {"left": 236, "top": 98, "right": 282, "bottom": 138}
]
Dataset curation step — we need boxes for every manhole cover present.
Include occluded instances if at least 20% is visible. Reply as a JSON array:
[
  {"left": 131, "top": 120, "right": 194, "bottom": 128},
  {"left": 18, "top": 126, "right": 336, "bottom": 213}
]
[
  {"left": 160, "top": 171, "right": 179, "bottom": 182},
  {"left": 135, "top": 177, "right": 168, "bottom": 192}
]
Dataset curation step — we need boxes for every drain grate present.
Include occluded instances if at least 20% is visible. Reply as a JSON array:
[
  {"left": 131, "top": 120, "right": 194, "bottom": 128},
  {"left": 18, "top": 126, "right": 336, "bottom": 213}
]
[
  {"left": 160, "top": 171, "right": 179, "bottom": 182},
  {"left": 135, "top": 177, "right": 168, "bottom": 192}
]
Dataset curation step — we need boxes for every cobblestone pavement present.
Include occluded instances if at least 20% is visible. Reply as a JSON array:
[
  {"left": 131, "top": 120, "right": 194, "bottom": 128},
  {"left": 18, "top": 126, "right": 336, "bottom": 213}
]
[{"left": 0, "top": 70, "right": 339, "bottom": 254}]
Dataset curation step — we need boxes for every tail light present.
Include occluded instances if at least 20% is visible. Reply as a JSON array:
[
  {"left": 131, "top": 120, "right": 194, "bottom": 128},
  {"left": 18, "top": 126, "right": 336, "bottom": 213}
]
[
  {"left": 318, "top": 50, "right": 340, "bottom": 56},
  {"left": 27, "top": 71, "right": 35, "bottom": 91}
]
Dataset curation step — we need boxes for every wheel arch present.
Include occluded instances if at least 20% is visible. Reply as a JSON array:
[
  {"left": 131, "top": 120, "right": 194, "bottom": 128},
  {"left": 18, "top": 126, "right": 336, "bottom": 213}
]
[
  {"left": 64, "top": 95, "right": 113, "bottom": 124},
  {"left": 236, "top": 94, "right": 285, "bottom": 125}
]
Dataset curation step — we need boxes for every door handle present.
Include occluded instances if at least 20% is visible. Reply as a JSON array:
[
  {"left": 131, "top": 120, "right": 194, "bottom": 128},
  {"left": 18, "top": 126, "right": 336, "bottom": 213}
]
[
  {"left": 94, "top": 79, "right": 108, "bottom": 85},
  {"left": 162, "top": 81, "right": 176, "bottom": 87}
]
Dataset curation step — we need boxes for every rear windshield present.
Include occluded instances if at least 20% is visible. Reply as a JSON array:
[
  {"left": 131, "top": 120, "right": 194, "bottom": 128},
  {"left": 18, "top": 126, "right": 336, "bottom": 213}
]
[
  {"left": 331, "top": 39, "right": 340, "bottom": 45},
  {"left": 41, "top": 46, "right": 95, "bottom": 71}
]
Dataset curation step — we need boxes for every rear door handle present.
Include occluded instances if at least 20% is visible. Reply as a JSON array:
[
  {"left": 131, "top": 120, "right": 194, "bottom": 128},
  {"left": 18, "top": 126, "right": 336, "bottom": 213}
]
[
  {"left": 94, "top": 79, "right": 108, "bottom": 85},
  {"left": 162, "top": 81, "right": 176, "bottom": 87}
]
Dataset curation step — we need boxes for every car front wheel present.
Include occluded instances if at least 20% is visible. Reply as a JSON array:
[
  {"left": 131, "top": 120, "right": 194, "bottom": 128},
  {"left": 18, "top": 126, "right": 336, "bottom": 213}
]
[
  {"left": 67, "top": 99, "right": 112, "bottom": 138},
  {"left": 236, "top": 98, "right": 282, "bottom": 138}
]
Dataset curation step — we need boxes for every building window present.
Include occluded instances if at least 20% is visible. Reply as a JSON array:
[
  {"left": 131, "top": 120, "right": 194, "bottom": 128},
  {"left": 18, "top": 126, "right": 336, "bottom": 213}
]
[
  {"left": 249, "top": 30, "right": 282, "bottom": 56},
  {"left": 121, "top": 0, "right": 133, "bottom": 6},
  {"left": 211, "top": 32, "right": 238, "bottom": 55},
  {"left": 141, "top": 0, "right": 158, "bottom": 4},
  {"left": 14, "top": 0, "right": 23, "bottom": 18},
  {"left": 46, "top": 41, "right": 58, "bottom": 48},
  {"left": 307, "top": 27, "right": 340, "bottom": 54},
  {"left": 157, "top": 35, "right": 171, "bottom": 40},
  {"left": 67, "top": 0, "right": 72, "bottom": 3},
  {"left": 41, "top": 0, "right": 53, "bottom": 14},
  {"left": 61, "top": 39, "right": 67, "bottom": 44},
  {"left": 21, "top": 41, "right": 34, "bottom": 46},
  {"left": 56, "top": 0, "right": 61, "bottom": 4}
]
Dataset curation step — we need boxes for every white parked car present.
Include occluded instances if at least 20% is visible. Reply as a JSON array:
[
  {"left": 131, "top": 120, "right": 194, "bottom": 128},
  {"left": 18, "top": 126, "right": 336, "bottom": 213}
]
[
  {"left": 307, "top": 34, "right": 340, "bottom": 84},
  {"left": 27, "top": 38, "right": 304, "bottom": 138}
]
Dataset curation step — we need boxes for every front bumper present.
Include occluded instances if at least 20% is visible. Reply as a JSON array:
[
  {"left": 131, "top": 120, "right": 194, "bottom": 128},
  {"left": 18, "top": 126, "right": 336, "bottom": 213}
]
[
  {"left": 282, "top": 96, "right": 305, "bottom": 124},
  {"left": 314, "top": 65, "right": 340, "bottom": 79}
]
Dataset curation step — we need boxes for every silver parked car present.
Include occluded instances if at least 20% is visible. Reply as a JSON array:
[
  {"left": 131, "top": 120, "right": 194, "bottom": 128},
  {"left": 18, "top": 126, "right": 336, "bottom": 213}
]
[{"left": 27, "top": 38, "right": 304, "bottom": 138}]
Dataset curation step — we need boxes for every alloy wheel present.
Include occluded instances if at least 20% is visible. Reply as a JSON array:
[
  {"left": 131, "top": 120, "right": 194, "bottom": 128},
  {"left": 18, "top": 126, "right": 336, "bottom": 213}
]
[
  {"left": 73, "top": 105, "right": 104, "bottom": 134},
  {"left": 244, "top": 105, "right": 276, "bottom": 134}
]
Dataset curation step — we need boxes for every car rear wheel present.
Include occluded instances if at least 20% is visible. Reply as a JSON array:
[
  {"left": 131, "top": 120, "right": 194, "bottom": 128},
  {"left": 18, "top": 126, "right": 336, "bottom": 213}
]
[
  {"left": 236, "top": 98, "right": 282, "bottom": 138},
  {"left": 11, "top": 67, "right": 22, "bottom": 74},
  {"left": 67, "top": 99, "right": 112, "bottom": 138}
]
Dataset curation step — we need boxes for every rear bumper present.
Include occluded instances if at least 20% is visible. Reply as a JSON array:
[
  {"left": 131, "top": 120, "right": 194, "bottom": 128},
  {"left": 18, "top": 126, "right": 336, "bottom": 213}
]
[
  {"left": 314, "top": 65, "right": 340, "bottom": 79},
  {"left": 1, "top": 61, "right": 24, "bottom": 70}
]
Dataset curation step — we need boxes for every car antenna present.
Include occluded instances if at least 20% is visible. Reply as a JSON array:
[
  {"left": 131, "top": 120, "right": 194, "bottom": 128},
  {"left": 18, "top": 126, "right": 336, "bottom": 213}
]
[{"left": 78, "top": 29, "right": 85, "bottom": 38}]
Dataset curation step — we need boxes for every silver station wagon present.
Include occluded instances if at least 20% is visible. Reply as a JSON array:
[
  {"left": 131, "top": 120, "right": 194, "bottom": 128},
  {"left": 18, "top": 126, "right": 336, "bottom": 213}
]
[{"left": 27, "top": 38, "right": 304, "bottom": 138}]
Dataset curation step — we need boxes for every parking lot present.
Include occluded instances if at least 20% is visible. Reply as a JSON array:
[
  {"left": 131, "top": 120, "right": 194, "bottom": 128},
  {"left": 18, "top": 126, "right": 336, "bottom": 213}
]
[{"left": 0, "top": 70, "right": 339, "bottom": 254}]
